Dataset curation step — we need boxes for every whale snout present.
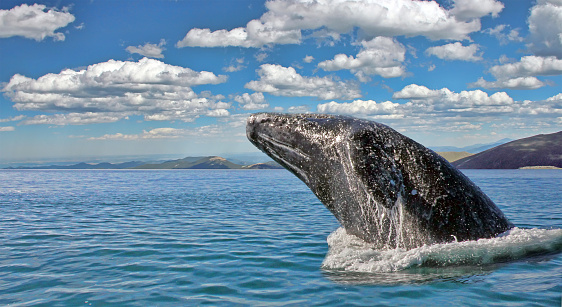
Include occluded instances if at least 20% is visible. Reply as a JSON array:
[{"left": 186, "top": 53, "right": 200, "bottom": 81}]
[{"left": 246, "top": 113, "right": 274, "bottom": 143}]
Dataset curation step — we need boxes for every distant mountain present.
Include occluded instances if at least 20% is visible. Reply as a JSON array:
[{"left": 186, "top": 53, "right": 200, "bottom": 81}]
[
  {"left": 242, "top": 161, "right": 283, "bottom": 169},
  {"left": 2, "top": 156, "right": 284, "bottom": 170},
  {"left": 4, "top": 161, "right": 145, "bottom": 170},
  {"left": 436, "top": 151, "right": 474, "bottom": 162},
  {"left": 452, "top": 131, "right": 562, "bottom": 169},
  {"left": 431, "top": 138, "right": 512, "bottom": 153},
  {"left": 133, "top": 156, "right": 283, "bottom": 170}
]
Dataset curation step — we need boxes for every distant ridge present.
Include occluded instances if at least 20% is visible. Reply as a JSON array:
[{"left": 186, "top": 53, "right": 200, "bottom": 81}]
[
  {"left": 452, "top": 131, "right": 562, "bottom": 169},
  {"left": 4, "top": 161, "right": 146, "bottom": 170},
  {"left": 133, "top": 156, "right": 283, "bottom": 170},
  {"left": 431, "top": 138, "right": 513, "bottom": 153},
  {"left": 242, "top": 162, "right": 283, "bottom": 169},
  {"left": 3, "top": 156, "right": 283, "bottom": 170},
  {"left": 437, "top": 151, "right": 473, "bottom": 162}
]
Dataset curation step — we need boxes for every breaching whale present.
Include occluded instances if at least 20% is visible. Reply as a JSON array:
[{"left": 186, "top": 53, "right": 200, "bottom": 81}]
[{"left": 246, "top": 113, "right": 513, "bottom": 250}]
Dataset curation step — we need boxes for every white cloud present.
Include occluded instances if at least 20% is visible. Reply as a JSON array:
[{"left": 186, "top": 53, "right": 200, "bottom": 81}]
[
  {"left": 318, "top": 84, "right": 517, "bottom": 119},
  {"left": 206, "top": 109, "right": 230, "bottom": 117},
  {"left": 0, "top": 4, "right": 75, "bottom": 41},
  {"left": 489, "top": 56, "right": 562, "bottom": 79},
  {"left": 527, "top": 0, "right": 562, "bottom": 58},
  {"left": 177, "top": 0, "right": 501, "bottom": 48},
  {"left": 245, "top": 64, "right": 361, "bottom": 100},
  {"left": 483, "top": 24, "right": 523, "bottom": 45},
  {"left": 449, "top": 0, "right": 504, "bottom": 21},
  {"left": 547, "top": 93, "right": 562, "bottom": 101},
  {"left": 471, "top": 56, "right": 562, "bottom": 90},
  {"left": 0, "top": 115, "right": 25, "bottom": 123},
  {"left": 318, "top": 37, "right": 406, "bottom": 81},
  {"left": 254, "top": 52, "right": 269, "bottom": 62},
  {"left": 126, "top": 39, "right": 166, "bottom": 58},
  {"left": 392, "top": 84, "right": 440, "bottom": 99},
  {"left": 317, "top": 85, "right": 562, "bottom": 134},
  {"left": 89, "top": 126, "right": 222, "bottom": 140},
  {"left": 468, "top": 77, "right": 546, "bottom": 90},
  {"left": 21, "top": 113, "right": 125, "bottom": 126},
  {"left": 317, "top": 100, "right": 401, "bottom": 117},
  {"left": 303, "top": 55, "right": 315, "bottom": 63},
  {"left": 392, "top": 84, "right": 515, "bottom": 112},
  {"left": 2, "top": 58, "right": 229, "bottom": 124},
  {"left": 234, "top": 92, "right": 268, "bottom": 110},
  {"left": 176, "top": 22, "right": 301, "bottom": 48},
  {"left": 0, "top": 126, "right": 15, "bottom": 132},
  {"left": 425, "top": 42, "right": 483, "bottom": 62},
  {"left": 223, "top": 58, "right": 247, "bottom": 72},
  {"left": 287, "top": 106, "right": 310, "bottom": 113}
]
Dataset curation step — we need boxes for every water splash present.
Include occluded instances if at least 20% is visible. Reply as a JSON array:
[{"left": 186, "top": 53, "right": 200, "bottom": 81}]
[{"left": 322, "top": 227, "right": 562, "bottom": 273}]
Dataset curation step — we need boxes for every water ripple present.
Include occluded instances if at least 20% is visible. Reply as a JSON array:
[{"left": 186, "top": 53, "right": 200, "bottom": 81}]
[{"left": 0, "top": 169, "right": 560, "bottom": 306}]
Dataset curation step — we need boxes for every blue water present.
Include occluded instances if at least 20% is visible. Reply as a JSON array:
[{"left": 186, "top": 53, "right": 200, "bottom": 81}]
[{"left": 0, "top": 169, "right": 561, "bottom": 306}]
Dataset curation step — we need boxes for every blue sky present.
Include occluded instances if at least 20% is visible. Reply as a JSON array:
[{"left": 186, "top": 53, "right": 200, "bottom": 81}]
[{"left": 1, "top": 0, "right": 561, "bottom": 164}]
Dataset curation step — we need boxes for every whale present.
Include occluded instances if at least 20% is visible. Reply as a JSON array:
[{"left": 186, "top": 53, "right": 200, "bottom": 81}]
[{"left": 246, "top": 113, "right": 513, "bottom": 250}]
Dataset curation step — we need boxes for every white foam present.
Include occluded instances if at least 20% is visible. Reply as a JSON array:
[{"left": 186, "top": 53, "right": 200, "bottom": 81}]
[{"left": 321, "top": 227, "right": 562, "bottom": 273}]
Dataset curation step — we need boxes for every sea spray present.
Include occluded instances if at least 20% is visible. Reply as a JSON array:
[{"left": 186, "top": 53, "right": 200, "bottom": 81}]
[{"left": 322, "top": 227, "right": 562, "bottom": 273}]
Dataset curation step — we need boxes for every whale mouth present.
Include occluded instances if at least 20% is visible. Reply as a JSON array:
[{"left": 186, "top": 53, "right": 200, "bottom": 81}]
[
  {"left": 255, "top": 132, "right": 311, "bottom": 183},
  {"left": 256, "top": 132, "right": 311, "bottom": 161}
]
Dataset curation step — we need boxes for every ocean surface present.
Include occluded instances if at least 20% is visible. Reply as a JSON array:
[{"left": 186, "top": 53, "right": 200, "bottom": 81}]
[{"left": 0, "top": 169, "right": 561, "bottom": 306}]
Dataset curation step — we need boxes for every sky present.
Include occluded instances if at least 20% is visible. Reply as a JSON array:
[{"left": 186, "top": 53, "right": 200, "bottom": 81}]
[{"left": 1, "top": 0, "right": 561, "bottom": 164}]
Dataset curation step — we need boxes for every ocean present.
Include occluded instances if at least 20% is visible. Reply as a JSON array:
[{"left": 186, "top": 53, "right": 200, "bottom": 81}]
[{"left": 1, "top": 169, "right": 561, "bottom": 306}]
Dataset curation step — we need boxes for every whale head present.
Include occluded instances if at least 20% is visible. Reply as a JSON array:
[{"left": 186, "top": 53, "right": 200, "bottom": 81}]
[{"left": 247, "top": 113, "right": 513, "bottom": 249}]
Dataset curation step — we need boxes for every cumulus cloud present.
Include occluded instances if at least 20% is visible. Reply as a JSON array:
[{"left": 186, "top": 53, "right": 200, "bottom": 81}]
[
  {"left": 317, "top": 100, "right": 402, "bottom": 118},
  {"left": 471, "top": 56, "right": 562, "bottom": 90},
  {"left": 425, "top": 42, "right": 483, "bottom": 62},
  {"left": 547, "top": 93, "right": 562, "bottom": 102},
  {"left": 21, "top": 113, "right": 125, "bottom": 126},
  {"left": 318, "top": 37, "right": 406, "bottom": 81},
  {"left": 449, "top": 0, "right": 504, "bottom": 21},
  {"left": 0, "top": 4, "right": 75, "bottom": 41},
  {"left": 489, "top": 56, "right": 562, "bottom": 79},
  {"left": 527, "top": 0, "right": 562, "bottom": 58},
  {"left": 2, "top": 58, "right": 229, "bottom": 124},
  {"left": 245, "top": 64, "right": 361, "bottom": 100},
  {"left": 0, "top": 115, "right": 25, "bottom": 123},
  {"left": 89, "top": 126, "right": 222, "bottom": 140},
  {"left": 391, "top": 84, "right": 517, "bottom": 116},
  {"left": 318, "top": 84, "right": 518, "bottom": 119},
  {"left": 177, "top": 0, "right": 503, "bottom": 48},
  {"left": 176, "top": 22, "right": 301, "bottom": 48},
  {"left": 126, "top": 39, "right": 166, "bottom": 58},
  {"left": 468, "top": 77, "right": 546, "bottom": 90},
  {"left": 483, "top": 24, "right": 523, "bottom": 45},
  {"left": 393, "top": 84, "right": 514, "bottom": 107},
  {"left": 303, "top": 55, "right": 315, "bottom": 63},
  {"left": 234, "top": 92, "right": 268, "bottom": 110},
  {"left": 0, "top": 126, "right": 15, "bottom": 132},
  {"left": 317, "top": 84, "right": 562, "bottom": 133}
]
